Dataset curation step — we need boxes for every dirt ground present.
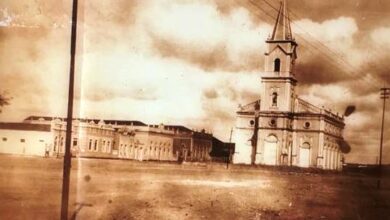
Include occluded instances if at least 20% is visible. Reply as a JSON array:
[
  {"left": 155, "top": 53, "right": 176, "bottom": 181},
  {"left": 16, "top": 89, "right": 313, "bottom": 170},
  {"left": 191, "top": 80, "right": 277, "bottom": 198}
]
[{"left": 0, "top": 155, "right": 389, "bottom": 220}]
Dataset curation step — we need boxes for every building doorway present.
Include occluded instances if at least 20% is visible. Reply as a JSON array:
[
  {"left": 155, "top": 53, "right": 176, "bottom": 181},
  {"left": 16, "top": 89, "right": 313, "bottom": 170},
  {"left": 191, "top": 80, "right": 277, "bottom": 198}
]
[
  {"left": 263, "top": 135, "right": 277, "bottom": 165},
  {"left": 299, "top": 142, "right": 310, "bottom": 168}
]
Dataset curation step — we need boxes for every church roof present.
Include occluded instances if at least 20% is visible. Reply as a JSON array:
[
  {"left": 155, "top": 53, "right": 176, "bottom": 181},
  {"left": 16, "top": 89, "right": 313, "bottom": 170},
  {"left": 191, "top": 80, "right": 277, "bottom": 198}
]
[
  {"left": 296, "top": 98, "right": 322, "bottom": 114},
  {"left": 237, "top": 99, "right": 260, "bottom": 113},
  {"left": 269, "top": 0, "right": 293, "bottom": 41},
  {"left": 296, "top": 98, "right": 344, "bottom": 123},
  {"left": 236, "top": 98, "right": 344, "bottom": 124}
]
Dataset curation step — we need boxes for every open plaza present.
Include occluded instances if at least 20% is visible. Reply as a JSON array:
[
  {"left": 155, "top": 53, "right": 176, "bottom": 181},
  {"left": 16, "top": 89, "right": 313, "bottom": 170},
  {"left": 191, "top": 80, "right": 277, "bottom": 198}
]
[{"left": 0, "top": 154, "right": 389, "bottom": 219}]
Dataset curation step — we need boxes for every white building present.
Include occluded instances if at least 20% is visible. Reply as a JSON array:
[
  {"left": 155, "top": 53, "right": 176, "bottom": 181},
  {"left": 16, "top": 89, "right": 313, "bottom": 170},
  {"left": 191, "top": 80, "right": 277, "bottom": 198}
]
[
  {"left": 0, "top": 116, "right": 213, "bottom": 162},
  {"left": 232, "top": 1, "right": 345, "bottom": 170},
  {"left": 0, "top": 122, "right": 53, "bottom": 157}
]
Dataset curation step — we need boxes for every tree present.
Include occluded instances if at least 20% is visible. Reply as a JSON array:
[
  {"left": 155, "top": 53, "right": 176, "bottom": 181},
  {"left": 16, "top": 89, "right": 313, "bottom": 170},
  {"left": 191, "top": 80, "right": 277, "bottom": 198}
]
[{"left": 0, "top": 92, "right": 11, "bottom": 112}]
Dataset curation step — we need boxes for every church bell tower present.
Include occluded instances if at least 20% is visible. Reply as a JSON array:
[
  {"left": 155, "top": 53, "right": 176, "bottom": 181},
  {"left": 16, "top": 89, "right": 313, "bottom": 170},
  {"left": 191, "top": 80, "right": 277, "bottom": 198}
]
[{"left": 261, "top": 0, "right": 298, "bottom": 112}]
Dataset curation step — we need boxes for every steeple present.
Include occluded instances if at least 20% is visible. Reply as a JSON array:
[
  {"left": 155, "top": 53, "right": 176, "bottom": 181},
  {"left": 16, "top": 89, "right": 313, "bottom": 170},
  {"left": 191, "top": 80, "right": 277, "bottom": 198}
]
[
  {"left": 263, "top": 0, "right": 297, "bottom": 76},
  {"left": 269, "top": 0, "right": 293, "bottom": 41},
  {"left": 261, "top": 0, "right": 297, "bottom": 113}
]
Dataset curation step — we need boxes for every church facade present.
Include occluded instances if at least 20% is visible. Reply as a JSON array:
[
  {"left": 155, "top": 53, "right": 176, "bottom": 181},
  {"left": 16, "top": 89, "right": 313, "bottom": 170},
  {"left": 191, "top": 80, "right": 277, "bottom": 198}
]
[{"left": 232, "top": 2, "right": 345, "bottom": 170}]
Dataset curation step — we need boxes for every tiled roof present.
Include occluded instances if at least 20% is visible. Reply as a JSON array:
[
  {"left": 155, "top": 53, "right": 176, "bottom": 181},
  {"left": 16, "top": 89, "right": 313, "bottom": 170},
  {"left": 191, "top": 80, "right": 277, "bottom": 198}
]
[
  {"left": 0, "top": 122, "right": 51, "bottom": 132},
  {"left": 23, "top": 116, "right": 147, "bottom": 126},
  {"left": 104, "top": 120, "right": 146, "bottom": 126},
  {"left": 24, "top": 116, "right": 59, "bottom": 121},
  {"left": 163, "top": 125, "right": 192, "bottom": 133}
]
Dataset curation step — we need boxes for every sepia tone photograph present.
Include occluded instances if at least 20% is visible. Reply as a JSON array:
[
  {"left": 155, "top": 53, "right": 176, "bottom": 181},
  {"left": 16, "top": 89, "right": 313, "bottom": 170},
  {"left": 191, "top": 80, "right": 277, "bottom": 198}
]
[{"left": 0, "top": 0, "right": 389, "bottom": 219}]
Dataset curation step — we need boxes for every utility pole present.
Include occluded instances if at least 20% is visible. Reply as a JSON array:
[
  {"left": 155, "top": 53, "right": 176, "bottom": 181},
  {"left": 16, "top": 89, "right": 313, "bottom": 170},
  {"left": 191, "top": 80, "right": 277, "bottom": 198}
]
[
  {"left": 251, "top": 102, "right": 260, "bottom": 165},
  {"left": 61, "top": 0, "right": 78, "bottom": 219},
  {"left": 377, "top": 87, "right": 389, "bottom": 189},
  {"left": 226, "top": 127, "right": 233, "bottom": 169}
]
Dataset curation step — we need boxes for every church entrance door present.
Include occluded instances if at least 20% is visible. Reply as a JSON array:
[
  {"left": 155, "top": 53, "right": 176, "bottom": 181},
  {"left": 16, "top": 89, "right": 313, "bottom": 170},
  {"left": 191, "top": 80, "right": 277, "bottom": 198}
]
[
  {"left": 263, "top": 141, "right": 277, "bottom": 165},
  {"left": 299, "top": 143, "right": 310, "bottom": 168}
]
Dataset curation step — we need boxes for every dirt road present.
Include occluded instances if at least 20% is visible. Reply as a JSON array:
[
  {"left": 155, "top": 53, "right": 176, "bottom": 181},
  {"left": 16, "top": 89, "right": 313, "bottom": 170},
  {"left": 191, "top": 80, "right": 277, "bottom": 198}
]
[{"left": 0, "top": 155, "right": 389, "bottom": 219}]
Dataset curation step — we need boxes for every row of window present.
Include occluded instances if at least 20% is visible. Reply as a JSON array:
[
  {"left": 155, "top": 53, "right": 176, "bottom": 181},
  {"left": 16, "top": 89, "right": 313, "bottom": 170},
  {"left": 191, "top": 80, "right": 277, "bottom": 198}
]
[
  {"left": 247, "top": 118, "right": 341, "bottom": 133},
  {"left": 54, "top": 136, "right": 64, "bottom": 148},
  {"left": 119, "top": 144, "right": 172, "bottom": 153},
  {"left": 324, "top": 124, "right": 342, "bottom": 136},
  {"left": 249, "top": 119, "right": 312, "bottom": 129},
  {"left": 53, "top": 136, "right": 113, "bottom": 153},
  {"left": 118, "top": 145, "right": 172, "bottom": 158},
  {"left": 192, "top": 145, "right": 209, "bottom": 158},
  {"left": 323, "top": 148, "right": 341, "bottom": 169},
  {"left": 88, "top": 139, "right": 112, "bottom": 153},
  {"left": 149, "top": 141, "right": 171, "bottom": 147},
  {"left": 324, "top": 144, "right": 339, "bottom": 150},
  {"left": 149, "top": 146, "right": 171, "bottom": 154},
  {"left": 1, "top": 137, "right": 44, "bottom": 143},
  {"left": 85, "top": 127, "right": 114, "bottom": 136}
]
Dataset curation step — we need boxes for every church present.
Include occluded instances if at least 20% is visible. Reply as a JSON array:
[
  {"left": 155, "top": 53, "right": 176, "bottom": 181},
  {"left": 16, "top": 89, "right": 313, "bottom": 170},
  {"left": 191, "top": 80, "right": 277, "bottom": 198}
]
[{"left": 232, "top": 1, "right": 345, "bottom": 170}]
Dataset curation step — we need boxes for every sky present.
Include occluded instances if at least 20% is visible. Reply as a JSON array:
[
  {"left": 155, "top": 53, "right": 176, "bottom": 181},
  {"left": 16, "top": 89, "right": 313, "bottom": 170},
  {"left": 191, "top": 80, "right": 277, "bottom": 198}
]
[{"left": 0, "top": 0, "right": 389, "bottom": 164}]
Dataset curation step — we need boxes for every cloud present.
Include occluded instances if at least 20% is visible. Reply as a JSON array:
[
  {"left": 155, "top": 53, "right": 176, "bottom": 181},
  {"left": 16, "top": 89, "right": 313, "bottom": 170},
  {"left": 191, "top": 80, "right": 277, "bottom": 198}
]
[
  {"left": 293, "top": 17, "right": 360, "bottom": 85},
  {"left": 203, "top": 89, "right": 218, "bottom": 99},
  {"left": 0, "top": 26, "right": 71, "bottom": 120},
  {"left": 0, "top": 0, "right": 389, "bottom": 164},
  {"left": 76, "top": 0, "right": 267, "bottom": 140},
  {"left": 0, "top": 8, "right": 13, "bottom": 27},
  {"left": 140, "top": 2, "right": 271, "bottom": 71},
  {"left": 295, "top": 17, "right": 358, "bottom": 43},
  {"left": 366, "top": 27, "right": 390, "bottom": 84},
  {"left": 370, "top": 27, "right": 390, "bottom": 49},
  {"left": 293, "top": 16, "right": 388, "bottom": 94}
]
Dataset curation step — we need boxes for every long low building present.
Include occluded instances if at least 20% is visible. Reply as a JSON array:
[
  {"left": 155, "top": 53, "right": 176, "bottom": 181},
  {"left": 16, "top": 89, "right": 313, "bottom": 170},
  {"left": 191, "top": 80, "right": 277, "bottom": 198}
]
[
  {"left": 0, "top": 122, "right": 52, "bottom": 156},
  {"left": 0, "top": 116, "right": 214, "bottom": 163}
]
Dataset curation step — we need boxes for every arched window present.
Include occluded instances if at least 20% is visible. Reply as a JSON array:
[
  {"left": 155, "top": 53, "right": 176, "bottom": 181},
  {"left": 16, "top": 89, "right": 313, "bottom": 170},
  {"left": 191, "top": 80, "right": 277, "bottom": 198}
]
[
  {"left": 102, "top": 140, "right": 106, "bottom": 152},
  {"left": 265, "top": 134, "right": 278, "bottom": 143},
  {"left": 272, "top": 92, "right": 278, "bottom": 106},
  {"left": 274, "top": 58, "right": 281, "bottom": 72},
  {"left": 301, "top": 142, "right": 311, "bottom": 149}
]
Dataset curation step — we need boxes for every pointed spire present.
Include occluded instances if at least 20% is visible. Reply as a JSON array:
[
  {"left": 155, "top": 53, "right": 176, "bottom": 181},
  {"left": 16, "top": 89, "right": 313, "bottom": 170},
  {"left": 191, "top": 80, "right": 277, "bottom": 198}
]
[{"left": 270, "top": 0, "right": 293, "bottom": 41}]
